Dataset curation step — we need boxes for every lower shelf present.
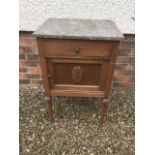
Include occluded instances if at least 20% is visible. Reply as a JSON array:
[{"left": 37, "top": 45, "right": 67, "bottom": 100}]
[{"left": 50, "top": 89, "right": 104, "bottom": 97}]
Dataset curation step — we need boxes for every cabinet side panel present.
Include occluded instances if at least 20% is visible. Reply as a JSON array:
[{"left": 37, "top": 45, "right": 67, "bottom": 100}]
[
  {"left": 104, "top": 42, "right": 120, "bottom": 98},
  {"left": 37, "top": 39, "right": 50, "bottom": 95}
]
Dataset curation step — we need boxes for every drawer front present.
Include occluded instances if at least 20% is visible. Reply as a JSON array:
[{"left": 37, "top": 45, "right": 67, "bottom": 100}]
[
  {"left": 46, "top": 58, "right": 108, "bottom": 91},
  {"left": 43, "top": 39, "right": 113, "bottom": 58}
]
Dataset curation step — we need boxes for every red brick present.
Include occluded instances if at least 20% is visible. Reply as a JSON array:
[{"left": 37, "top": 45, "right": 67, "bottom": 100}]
[
  {"left": 113, "top": 70, "right": 127, "bottom": 82},
  {"left": 19, "top": 61, "right": 27, "bottom": 67},
  {"left": 113, "top": 82, "right": 135, "bottom": 89},
  {"left": 19, "top": 38, "right": 23, "bottom": 46},
  {"left": 19, "top": 46, "right": 37, "bottom": 53},
  {"left": 114, "top": 69, "right": 134, "bottom": 77},
  {"left": 31, "top": 79, "right": 43, "bottom": 84},
  {"left": 118, "top": 49, "right": 130, "bottom": 56},
  {"left": 19, "top": 61, "right": 39, "bottom": 67},
  {"left": 124, "top": 75, "right": 135, "bottom": 82},
  {"left": 116, "top": 56, "right": 135, "bottom": 63},
  {"left": 19, "top": 79, "right": 30, "bottom": 84},
  {"left": 115, "top": 64, "right": 125, "bottom": 71},
  {"left": 28, "top": 67, "right": 41, "bottom": 74},
  {"left": 19, "top": 68, "right": 28, "bottom": 73},
  {"left": 19, "top": 54, "right": 26, "bottom": 60},
  {"left": 113, "top": 67, "right": 134, "bottom": 83},
  {"left": 115, "top": 64, "right": 135, "bottom": 72},
  {"left": 27, "top": 74, "right": 40, "bottom": 79},
  {"left": 27, "top": 54, "right": 39, "bottom": 60},
  {"left": 19, "top": 73, "right": 27, "bottom": 79},
  {"left": 19, "top": 47, "right": 24, "bottom": 53},
  {"left": 125, "top": 64, "right": 135, "bottom": 71},
  {"left": 113, "top": 75, "right": 134, "bottom": 83},
  {"left": 23, "top": 38, "right": 36, "bottom": 47},
  {"left": 119, "top": 40, "right": 135, "bottom": 50},
  {"left": 130, "top": 48, "right": 135, "bottom": 56},
  {"left": 19, "top": 31, "right": 32, "bottom": 38},
  {"left": 118, "top": 48, "right": 135, "bottom": 56},
  {"left": 27, "top": 61, "right": 39, "bottom": 67}
]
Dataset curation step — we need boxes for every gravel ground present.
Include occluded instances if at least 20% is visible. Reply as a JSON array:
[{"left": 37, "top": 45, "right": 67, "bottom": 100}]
[{"left": 19, "top": 85, "right": 135, "bottom": 155}]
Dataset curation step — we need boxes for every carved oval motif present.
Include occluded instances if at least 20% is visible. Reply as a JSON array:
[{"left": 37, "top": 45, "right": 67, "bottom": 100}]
[{"left": 72, "top": 66, "right": 83, "bottom": 84}]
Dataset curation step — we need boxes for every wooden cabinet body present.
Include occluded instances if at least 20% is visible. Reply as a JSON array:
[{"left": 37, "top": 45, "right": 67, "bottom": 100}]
[{"left": 33, "top": 18, "right": 124, "bottom": 124}]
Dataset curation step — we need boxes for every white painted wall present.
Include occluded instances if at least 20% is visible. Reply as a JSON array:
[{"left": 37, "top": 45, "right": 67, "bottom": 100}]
[{"left": 19, "top": 0, "right": 135, "bottom": 34}]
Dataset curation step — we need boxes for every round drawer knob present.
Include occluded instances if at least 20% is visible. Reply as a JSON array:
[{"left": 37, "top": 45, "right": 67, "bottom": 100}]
[
  {"left": 74, "top": 47, "right": 80, "bottom": 54},
  {"left": 48, "top": 74, "right": 53, "bottom": 79}
]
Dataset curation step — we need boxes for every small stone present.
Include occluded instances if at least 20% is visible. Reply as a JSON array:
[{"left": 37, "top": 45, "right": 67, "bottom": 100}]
[
  {"left": 92, "top": 114, "right": 96, "bottom": 118},
  {"left": 37, "top": 141, "right": 40, "bottom": 144},
  {"left": 28, "top": 137, "right": 33, "bottom": 141},
  {"left": 71, "top": 148, "right": 75, "bottom": 153},
  {"left": 41, "top": 136, "right": 46, "bottom": 142},
  {"left": 26, "top": 149, "right": 30, "bottom": 152},
  {"left": 40, "top": 108, "right": 45, "bottom": 112},
  {"left": 40, "top": 126, "right": 44, "bottom": 130},
  {"left": 107, "top": 147, "right": 113, "bottom": 154},
  {"left": 54, "top": 123, "right": 58, "bottom": 126},
  {"left": 88, "top": 150, "right": 91, "bottom": 153}
]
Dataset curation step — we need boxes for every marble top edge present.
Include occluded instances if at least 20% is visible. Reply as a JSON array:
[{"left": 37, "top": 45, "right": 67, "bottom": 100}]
[
  {"left": 33, "top": 18, "right": 124, "bottom": 40},
  {"left": 32, "top": 34, "right": 124, "bottom": 41}
]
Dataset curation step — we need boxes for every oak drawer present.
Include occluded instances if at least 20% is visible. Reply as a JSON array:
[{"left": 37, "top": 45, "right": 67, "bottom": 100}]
[{"left": 43, "top": 39, "right": 113, "bottom": 58}]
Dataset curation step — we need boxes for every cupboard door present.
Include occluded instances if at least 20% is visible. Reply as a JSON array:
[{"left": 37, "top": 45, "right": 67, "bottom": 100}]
[{"left": 46, "top": 58, "right": 108, "bottom": 91}]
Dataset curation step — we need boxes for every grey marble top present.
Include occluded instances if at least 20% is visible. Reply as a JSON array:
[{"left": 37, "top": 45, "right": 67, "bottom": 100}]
[{"left": 33, "top": 18, "right": 124, "bottom": 41}]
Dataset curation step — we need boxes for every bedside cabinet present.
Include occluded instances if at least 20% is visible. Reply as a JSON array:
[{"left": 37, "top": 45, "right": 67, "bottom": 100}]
[{"left": 33, "top": 18, "right": 124, "bottom": 125}]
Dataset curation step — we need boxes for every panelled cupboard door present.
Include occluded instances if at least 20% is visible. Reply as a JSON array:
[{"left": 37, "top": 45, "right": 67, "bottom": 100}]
[{"left": 46, "top": 58, "right": 109, "bottom": 92}]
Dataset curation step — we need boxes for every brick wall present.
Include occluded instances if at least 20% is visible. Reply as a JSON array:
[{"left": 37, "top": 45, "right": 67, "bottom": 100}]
[{"left": 19, "top": 31, "right": 135, "bottom": 89}]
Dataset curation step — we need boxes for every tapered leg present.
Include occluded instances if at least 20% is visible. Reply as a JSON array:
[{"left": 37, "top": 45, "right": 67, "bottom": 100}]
[
  {"left": 100, "top": 98, "right": 108, "bottom": 125},
  {"left": 45, "top": 96, "right": 53, "bottom": 122}
]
